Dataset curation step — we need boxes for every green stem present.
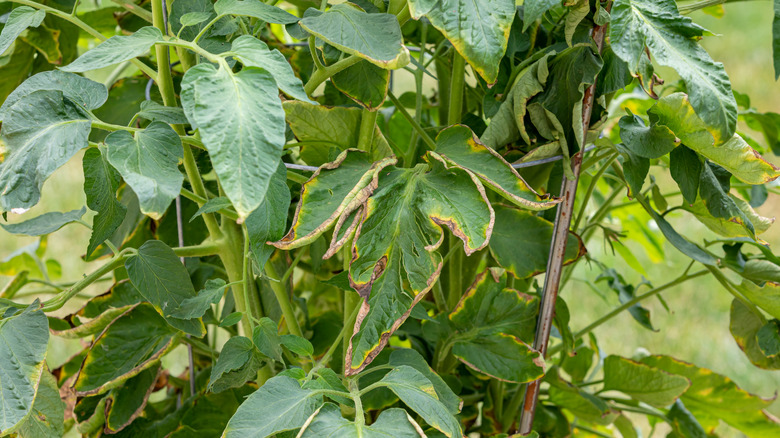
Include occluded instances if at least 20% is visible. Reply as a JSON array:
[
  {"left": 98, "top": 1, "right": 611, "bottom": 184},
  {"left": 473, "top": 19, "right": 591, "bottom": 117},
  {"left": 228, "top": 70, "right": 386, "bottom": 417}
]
[
  {"left": 357, "top": 108, "right": 378, "bottom": 153},
  {"left": 11, "top": 0, "right": 158, "bottom": 80},
  {"left": 447, "top": 52, "right": 466, "bottom": 125},
  {"left": 241, "top": 226, "right": 256, "bottom": 333},
  {"left": 265, "top": 261, "right": 304, "bottom": 338},
  {"left": 91, "top": 120, "right": 139, "bottom": 132},
  {"left": 501, "top": 385, "right": 526, "bottom": 433},
  {"left": 388, "top": 92, "right": 438, "bottom": 156},
  {"left": 350, "top": 379, "right": 366, "bottom": 427},
  {"left": 303, "top": 55, "right": 362, "bottom": 95},
  {"left": 313, "top": 303, "right": 361, "bottom": 372},
  {"left": 548, "top": 269, "right": 709, "bottom": 356},
  {"left": 572, "top": 152, "right": 618, "bottom": 232}
]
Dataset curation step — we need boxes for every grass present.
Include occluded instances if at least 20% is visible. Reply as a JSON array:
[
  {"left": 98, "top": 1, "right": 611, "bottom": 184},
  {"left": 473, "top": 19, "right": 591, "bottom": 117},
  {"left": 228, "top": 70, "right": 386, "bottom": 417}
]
[{"left": 0, "top": 2, "right": 778, "bottom": 437}]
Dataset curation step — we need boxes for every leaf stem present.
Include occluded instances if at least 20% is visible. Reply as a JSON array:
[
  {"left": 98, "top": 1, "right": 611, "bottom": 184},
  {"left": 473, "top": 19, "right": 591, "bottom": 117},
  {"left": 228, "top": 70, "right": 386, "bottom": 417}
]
[
  {"left": 357, "top": 108, "right": 378, "bottom": 153},
  {"left": 313, "top": 303, "right": 361, "bottom": 372},
  {"left": 303, "top": 55, "right": 362, "bottom": 95},
  {"left": 572, "top": 152, "right": 618, "bottom": 231},
  {"left": 388, "top": 91, "right": 438, "bottom": 156},
  {"left": 264, "top": 261, "right": 305, "bottom": 338}
]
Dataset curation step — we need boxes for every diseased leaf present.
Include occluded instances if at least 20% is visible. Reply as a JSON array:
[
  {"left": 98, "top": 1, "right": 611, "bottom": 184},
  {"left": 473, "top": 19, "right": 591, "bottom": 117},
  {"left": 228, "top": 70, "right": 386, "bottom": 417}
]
[
  {"left": 299, "top": 3, "right": 410, "bottom": 69},
  {"left": 221, "top": 375, "right": 322, "bottom": 438},
  {"left": 283, "top": 101, "right": 392, "bottom": 165},
  {"left": 641, "top": 355, "right": 780, "bottom": 437},
  {"left": 730, "top": 299, "right": 780, "bottom": 370},
  {"left": 61, "top": 26, "right": 162, "bottom": 72},
  {"left": 347, "top": 156, "right": 493, "bottom": 373},
  {"left": 299, "top": 403, "right": 425, "bottom": 437},
  {"left": 739, "top": 279, "right": 780, "bottom": 321},
  {"left": 210, "top": 336, "right": 264, "bottom": 393},
  {"left": 490, "top": 205, "right": 585, "bottom": 279},
  {"left": 668, "top": 400, "right": 707, "bottom": 438},
  {"left": 0, "top": 90, "right": 91, "bottom": 212},
  {"left": 547, "top": 372, "right": 618, "bottom": 425},
  {"left": 758, "top": 319, "right": 780, "bottom": 358},
  {"left": 181, "top": 64, "right": 285, "bottom": 219},
  {"left": 331, "top": 61, "right": 389, "bottom": 110},
  {"left": 105, "top": 122, "right": 184, "bottom": 220},
  {"left": 649, "top": 93, "right": 780, "bottom": 184},
  {"left": 0, "top": 207, "right": 85, "bottom": 236},
  {"left": 104, "top": 365, "right": 159, "bottom": 433},
  {"left": 0, "top": 70, "right": 107, "bottom": 121},
  {"left": 214, "top": 0, "right": 299, "bottom": 24},
  {"left": 73, "top": 304, "right": 178, "bottom": 396},
  {"left": 698, "top": 162, "right": 754, "bottom": 238},
  {"left": 230, "top": 35, "right": 314, "bottom": 103},
  {"left": 0, "top": 304, "right": 49, "bottom": 434},
  {"left": 378, "top": 366, "right": 462, "bottom": 438},
  {"left": 272, "top": 150, "right": 396, "bottom": 252},
  {"left": 603, "top": 355, "right": 690, "bottom": 408},
  {"left": 15, "top": 371, "right": 64, "bottom": 438},
  {"left": 408, "top": 0, "right": 515, "bottom": 84},
  {"left": 448, "top": 268, "right": 544, "bottom": 383},
  {"left": 683, "top": 196, "right": 773, "bottom": 239},
  {"left": 246, "top": 161, "right": 290, "bottom": 268},
  {"left": 83, "top": 147, "right": 127, "bottom": 258},
  {"left": 125, "top": 240, "right": 206, "bottom": 336},
  {"left": 610, "top": 0, "right": 737, "bottom": 140},
  {"left": 434, "top": 125, "right": 558, "bottom": 210},
  {"left": 0, "top": 6, "right": 45, "bottom": 58}
]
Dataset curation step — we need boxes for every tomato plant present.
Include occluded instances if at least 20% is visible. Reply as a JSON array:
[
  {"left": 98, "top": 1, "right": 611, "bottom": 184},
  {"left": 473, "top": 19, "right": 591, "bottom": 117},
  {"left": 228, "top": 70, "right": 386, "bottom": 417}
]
[{"left": 1, "top": 0, "right": 780, "bottom": 436}]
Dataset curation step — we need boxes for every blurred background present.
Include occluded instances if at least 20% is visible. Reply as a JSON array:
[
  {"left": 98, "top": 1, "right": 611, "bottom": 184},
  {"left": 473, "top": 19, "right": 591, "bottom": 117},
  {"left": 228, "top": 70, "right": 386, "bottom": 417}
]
[{"left": 0, "top": 1, "right": 778, "bottom": 436}]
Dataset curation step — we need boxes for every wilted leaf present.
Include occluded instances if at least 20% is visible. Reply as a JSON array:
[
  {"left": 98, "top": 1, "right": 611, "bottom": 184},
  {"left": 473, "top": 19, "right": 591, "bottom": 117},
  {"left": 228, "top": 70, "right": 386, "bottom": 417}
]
[
  {"left": 15, "top": 371, "right": 64, "bottom": 438},
  {"left": 730, "top": 299, "right": 780, "bottom": 370}
]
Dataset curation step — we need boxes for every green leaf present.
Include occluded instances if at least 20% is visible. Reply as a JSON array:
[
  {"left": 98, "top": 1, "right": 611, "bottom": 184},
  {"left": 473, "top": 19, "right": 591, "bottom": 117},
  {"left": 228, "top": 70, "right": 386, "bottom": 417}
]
[
  {"left": 641, "top": 355, "right": 780, "bottom": 437},
  {"left": 299, "top": 3, "right": 409, "bottom": 69},
  {"left": 191, "top": 197, "right": 233, "bottom": 222},
  {"left": 388, "top": 349, "right": 461, "bottom": 415},
  {"left": 222, "top": 375, "right": 322, "bottom": 438},
  {"left": 434, "top": 125, "right": 558, "bottom": 210},
  {"left": 61, "top": 26, "right": 162, "bottom": 72},
  {"left": 596, "top": 44, "right": 633, "bottom": 96},
  {"left": 523, "top": 0, "right": 559, "bottom": 31},
  {"left": 21, "top": 24, "right": 61, "bottom": 65},
  {"left": 220, "top": 311, "right": 244, "bottom": 327},
  {"left": 408, "top": 0, "right": 515, "bottom": 84},
  {"left": 645, "top": 206, "right": 718, "bottom": 267},
  {"left": 331, "top": 60, "right": 389, "bottom": 110},
  {"left": 247, "top": 162, "right": 290, "bottom": 268},
  {"left": 547, "top": 372, "right": 618, "bottom": 425},
  {"left": 668, "top": 400, "right": 707, "bottom": 438},
  {"left": 125, "top": 240, "right": 206, "bottom": 336},
  {"left": 181, "top": 63, "right": 286, "bottom": 219},
  {"left": 0, "top": 90, "right": 91, "bottom": 212},
  {"left": 347, "top": 157, "right": 493, "bottom": 373},
  {"left": 104, "top": 365, "right": 158, "bottom": 433},
  {"left": 83, "top": 147, "right": 127, "bottom": 258},
  {"left": 649, "top": 93, "right": 780, "bottom": 184},
  {"left": 169, "top": 278, "right": 227, "bottom": 319},
  {"left": 272, "top": 150, "right": 396, "bottom": 251},
  {"left": 283, "top": 101, "right": 392, "bottom": 165},
  {"left": 0, "top": 6, "right": 45, "bottom": 58},
  {"left": 0, "top": 207, "right": 85, "bottom": 236},
  {"left": 447, "top": 268, "right": 544, "bottom": 382},
  {"left": 730, "top": 298, "right": 780, "bottom": 370},
  {"left": 564, "top": 0, "right": 590, "bottom": 47},
  {"left": 602, "top": 355, "right": 690, "bottom": 408},
  {"left": 0, "top": 42, "right": 35, "bottom": 109},
  {"left": 610, "top": 0, "right": 737, "bottom": 140},
  {"left": 0, "top": 304, "right": 49, "bottom": 433},
  {"left": 597, "top": 269, "right": 655, "bottom": 330},
  {"left": 230, "top": 35, "right": 314, "bottom": 103},
  {"left": 480, "top": 52, "right": 552, "bottom": 149},
  {"left": 179, "top": 11, "right": 213, "bottom": 27},
  {"left": 137, "top": 100, "right": 190, "bottom": 125},
  {"left": 617, "top": 144, "right": 650, "bottom": 197},
  {"left": 0, "top": 70, "right": 107, "bottom": 121},
  {"left": 670, "top": 145, "right": 702, "bottom": 204},
  {"left": 618, "top": 113, "right": 678, "bottom": 159},
  {"left": 378, "top": 365, "right": 462, "bottom": 438},
  {"left": 253, "top": 317, "right": 283, "bottom": 362},
  {"left": 490, "top": 205, "right": 585, "bottom": 279},
  {"left": 214, "top": 0, "right": 300, "bottom": 24},
  {"left": 210, "top": 336, "right": 264, "bottom": 393},
  {"left": 758, "top": 319, "right": 780, "bottom": 358},
  {"left": 73, "top": 304, "right": 178, "bottom": 396},
  {"left": 105, "top": 122, "right": 184, "bottom": 220},
  {"left": 739, "top": 279, "right": 780, "bottom": 321},
  {"left": 281, "top": 334, "right": 314, "bottom": 357},
  {"left": 299, "top": 403, "right": 425, "bottom": 437},
  {"left": 15, "top": 370, "right": 64, "bottom": 438}
]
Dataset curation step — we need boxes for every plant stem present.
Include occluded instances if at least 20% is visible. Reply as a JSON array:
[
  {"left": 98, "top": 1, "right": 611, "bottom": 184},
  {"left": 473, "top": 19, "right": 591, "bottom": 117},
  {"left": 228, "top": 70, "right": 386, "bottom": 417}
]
[
  {"left": 350, "top": 379, "right": 366, "bottom": 427},
  {"left": 357, "top": 108, "right": 378, "bottom": 153},
  {"left": 518, "top": 4, "right": 612, "bottom": 432},
  {"left": 313, "top": 303, "right": 361, "bottom": 371},
  {"left": 447, "top": 52, "right": 465, "bottom": 126},
  {"left": 388, "top": 92, "right": 438, "bottom": 154},
  {"left": 572, "top": 152, "right": 618, "bottom": 232},
  {"left": 304, "top": 55, "right": 362, "bottom": 95},
  {"left": 264, "top": 261, "right": 304, "bottom": 338},
  {"left": 10, "top": 0, "right": 158, "bottom": 80}
]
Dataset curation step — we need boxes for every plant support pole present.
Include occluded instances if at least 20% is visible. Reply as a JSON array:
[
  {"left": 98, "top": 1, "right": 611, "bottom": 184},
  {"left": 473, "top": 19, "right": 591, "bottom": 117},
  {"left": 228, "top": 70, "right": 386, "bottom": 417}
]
[{"left": 517, "top": 3, "right": 611, "bottom": 434}]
